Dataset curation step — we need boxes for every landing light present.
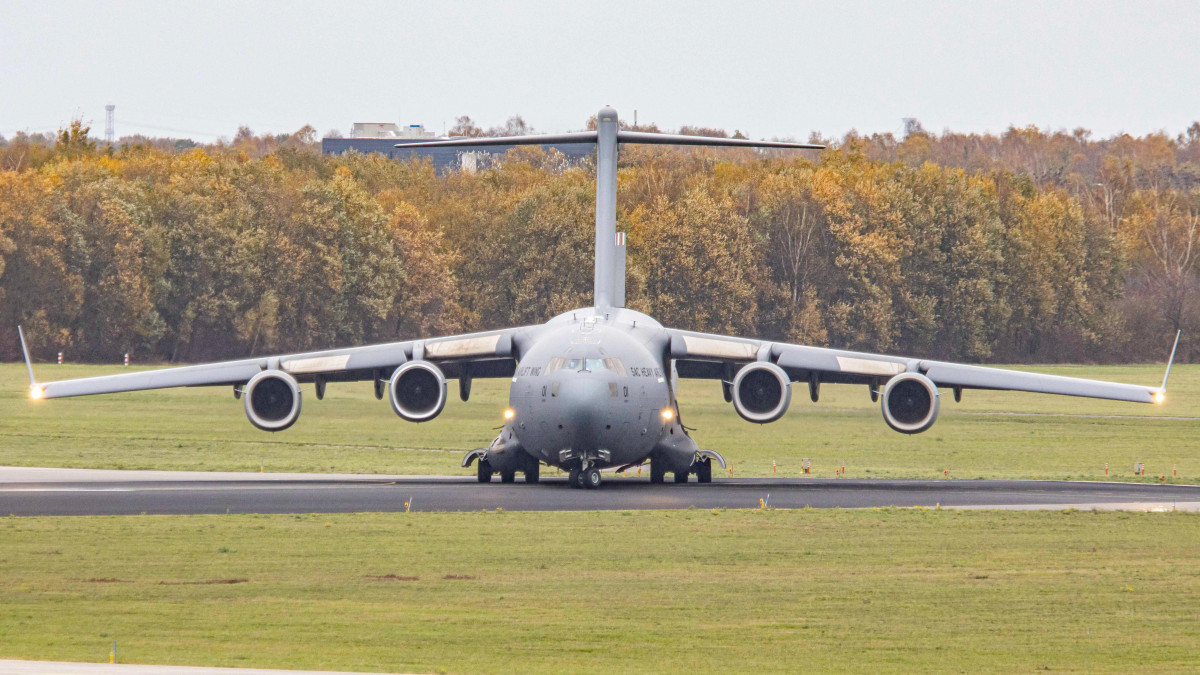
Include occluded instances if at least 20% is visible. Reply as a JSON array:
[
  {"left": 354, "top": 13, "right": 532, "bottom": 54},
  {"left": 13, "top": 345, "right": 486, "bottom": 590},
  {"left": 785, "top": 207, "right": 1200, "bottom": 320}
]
[
  {"left": 1153, "top": 391, "right": 1165, "bottom": 404},
  {"left": 30, "top": 385, "right": 44, "bottom": 400},
  {"left": 661, "top": 408, "right": 674, "bottom": 421},
  {"left": 503, "top": 408, "right": 515, "bottom": 420}
]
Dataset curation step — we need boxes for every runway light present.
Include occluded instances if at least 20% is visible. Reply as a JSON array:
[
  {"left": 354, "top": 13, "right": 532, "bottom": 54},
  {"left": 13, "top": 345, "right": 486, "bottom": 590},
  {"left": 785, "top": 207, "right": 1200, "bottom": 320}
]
[
  {"left": 661, "top": 408, "right": 674, "bottom": 421},
  {"left": 29, "top": 385, "right": 44, "bottom": 400},
  {"left": 503, "top": 408, "right": 515, "bottom": 420},
  {"left": 1153, "top": 391, "right": 1165, "bottom": 404}
]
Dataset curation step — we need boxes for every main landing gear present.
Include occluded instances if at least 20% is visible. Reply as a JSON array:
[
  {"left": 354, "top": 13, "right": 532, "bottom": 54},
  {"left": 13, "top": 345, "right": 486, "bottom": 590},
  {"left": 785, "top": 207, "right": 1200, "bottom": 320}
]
[
  {"left": 475, "top": 456, "right": 541, "bottom": 484},
  {"left": 648, "top": 455, "right": 713, "bottom": 484}
]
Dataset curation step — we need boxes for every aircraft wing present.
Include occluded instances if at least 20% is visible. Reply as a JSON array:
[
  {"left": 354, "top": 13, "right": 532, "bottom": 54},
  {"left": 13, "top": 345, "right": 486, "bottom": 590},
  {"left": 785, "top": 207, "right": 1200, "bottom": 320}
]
[
  {"left": 666, "top": 329, "right": 1175, "bottom": 404},
  {"left": 24, "top": 326, "right": 538, "bottom": 399}
]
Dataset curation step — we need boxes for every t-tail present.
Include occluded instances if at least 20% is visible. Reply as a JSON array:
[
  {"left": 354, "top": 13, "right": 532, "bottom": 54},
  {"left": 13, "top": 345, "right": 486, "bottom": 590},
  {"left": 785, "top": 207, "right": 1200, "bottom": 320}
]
[{"left": 398, "top": 107, "right": 824, "bottom": 310}]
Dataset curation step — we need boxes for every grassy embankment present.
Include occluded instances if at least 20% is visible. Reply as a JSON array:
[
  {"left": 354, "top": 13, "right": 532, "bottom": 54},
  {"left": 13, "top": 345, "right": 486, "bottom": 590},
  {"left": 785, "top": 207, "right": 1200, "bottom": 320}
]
[
  {"left": 3, "top": 510, "right": 1199, "bottom": 674},
  {"left": 1, "top": 363, "right": 1196, "bottom": 481}
]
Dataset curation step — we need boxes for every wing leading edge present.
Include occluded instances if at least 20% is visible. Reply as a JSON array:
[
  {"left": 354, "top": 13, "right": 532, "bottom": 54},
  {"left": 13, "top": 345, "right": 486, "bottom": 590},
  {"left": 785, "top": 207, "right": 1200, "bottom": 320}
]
[
  {"left": 668, "top": 329, "right": 1173, "bottom": 405},
  {"left": 24, "top": 327, "right": 536, "bottom": 400}
]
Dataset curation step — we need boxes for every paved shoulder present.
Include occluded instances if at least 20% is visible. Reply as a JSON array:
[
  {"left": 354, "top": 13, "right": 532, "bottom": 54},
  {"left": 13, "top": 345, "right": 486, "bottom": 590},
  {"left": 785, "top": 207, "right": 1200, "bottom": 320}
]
[
  {"left": 0, "top": 660, "right": 416, "bottom": 675},
  {"left": 0, "top": 466, "right": 456, "bottom": 484}
]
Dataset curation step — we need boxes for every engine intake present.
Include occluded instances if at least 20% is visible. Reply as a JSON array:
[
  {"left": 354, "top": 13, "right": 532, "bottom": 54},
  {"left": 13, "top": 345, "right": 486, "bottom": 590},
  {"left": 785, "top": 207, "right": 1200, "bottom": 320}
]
[
  {"left": 389, "top": 361, "right": 447, "bottom": 422},
  {"left": 732, "top": 362, "right": 792, "bottom": 423},
  {"left": 244, "top": 370, "right": 302, "bottom": 432},
  {"left": 881, "top": 372, "right": 940, "bottom": 434}
]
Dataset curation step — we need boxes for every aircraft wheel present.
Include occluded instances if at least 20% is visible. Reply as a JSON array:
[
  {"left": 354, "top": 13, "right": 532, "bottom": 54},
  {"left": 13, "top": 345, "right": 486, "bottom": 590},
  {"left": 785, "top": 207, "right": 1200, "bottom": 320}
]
[
  {"left": 674, "top": 470, "right": 689, "bottom": 484},
  {"left": 697, "top": 459, "right": 712, "bottom": 483},
  {"left": 525, "top": 462, "right": 540, "bottom": 484},
  {"left": 650, "top": 460, "right": 665, "bottom": 484},
  {"left": 500, "top": 470, "right": 516, "bottom": 483},
  {"left": 477, "top": 459, "right": 493, "bottom": 483},
  {"left": 582, "top": 466, "right": 602, "bottom": 489},
  {"left": 568, "top": 467, "right": 582, "bottom": 489}
]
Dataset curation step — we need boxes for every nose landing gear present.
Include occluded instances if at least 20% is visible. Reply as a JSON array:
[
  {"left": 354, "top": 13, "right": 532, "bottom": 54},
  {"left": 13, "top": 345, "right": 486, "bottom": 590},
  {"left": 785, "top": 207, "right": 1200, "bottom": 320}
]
[{"left": 568, "top": 464, "right": 603, "bottom": 489}]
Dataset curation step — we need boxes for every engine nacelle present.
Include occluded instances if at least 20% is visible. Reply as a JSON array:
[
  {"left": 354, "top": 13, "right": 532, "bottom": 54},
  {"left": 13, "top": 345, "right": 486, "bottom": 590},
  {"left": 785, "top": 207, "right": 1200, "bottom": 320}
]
[
  {"left": 389, "top": 361, "right": 447, "bottom": 422},
  {"left": 244, "top": 370, "right": 302, "bottom": 432},
  {"left": 732, "top": 362, "right": 792, "bottom": 423},
  {"left": 881, "top": 372, "right": 940, "bottom": 434}
]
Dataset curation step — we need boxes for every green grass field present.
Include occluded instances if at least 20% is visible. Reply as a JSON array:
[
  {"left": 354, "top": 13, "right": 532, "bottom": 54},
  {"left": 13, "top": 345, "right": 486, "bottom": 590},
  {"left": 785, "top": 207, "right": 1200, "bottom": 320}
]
[
  {"left": 2, "top": 363, "right": 1196, "bottom": 481},
  {"left": 2, "top": 509, "right": 1199, "bottom": 674},
  {"left": 4, "top": 364, "right": 1200, "bottom": 674}
]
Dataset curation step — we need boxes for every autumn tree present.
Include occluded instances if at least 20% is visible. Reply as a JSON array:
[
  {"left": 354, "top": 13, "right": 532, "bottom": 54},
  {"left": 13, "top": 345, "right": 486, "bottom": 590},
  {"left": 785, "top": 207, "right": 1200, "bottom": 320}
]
[{"left": 631, "top": 186, "right": 763, "bottom": 336}]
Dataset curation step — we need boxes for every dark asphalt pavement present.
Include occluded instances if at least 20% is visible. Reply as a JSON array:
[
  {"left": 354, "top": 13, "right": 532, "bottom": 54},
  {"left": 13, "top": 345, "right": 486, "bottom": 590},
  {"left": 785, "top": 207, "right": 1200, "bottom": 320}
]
[{"left": 3, "top": 472, "right": 1200, "bottom": 515}]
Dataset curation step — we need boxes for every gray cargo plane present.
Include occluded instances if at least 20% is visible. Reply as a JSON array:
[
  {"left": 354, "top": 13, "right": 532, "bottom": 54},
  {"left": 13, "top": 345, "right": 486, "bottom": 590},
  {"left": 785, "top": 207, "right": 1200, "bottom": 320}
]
[{"left": 20, "top": 108, "right": 1180, "bottom": 489}]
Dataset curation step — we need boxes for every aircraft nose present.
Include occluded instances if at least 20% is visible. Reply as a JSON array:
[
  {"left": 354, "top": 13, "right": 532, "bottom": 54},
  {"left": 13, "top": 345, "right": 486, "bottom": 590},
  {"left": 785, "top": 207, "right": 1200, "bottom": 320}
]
[{"left": 556, "top": 377, "right": 610, "bottom": 451}]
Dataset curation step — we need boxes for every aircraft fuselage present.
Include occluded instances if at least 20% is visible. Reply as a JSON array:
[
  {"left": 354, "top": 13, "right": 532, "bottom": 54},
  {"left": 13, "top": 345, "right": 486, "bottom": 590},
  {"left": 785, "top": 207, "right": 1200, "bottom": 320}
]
[{"left": 481, "top": 307, "right": 700, "bottom": 479}]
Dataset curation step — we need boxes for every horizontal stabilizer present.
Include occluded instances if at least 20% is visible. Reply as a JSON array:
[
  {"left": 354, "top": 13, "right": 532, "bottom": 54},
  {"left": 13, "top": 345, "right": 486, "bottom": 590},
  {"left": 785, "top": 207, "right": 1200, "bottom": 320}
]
[
  {"left": 397, "top": 132, "right": 598, "bottom": 149},
  {"left": 399, "top": 131, "right": 824, "bottom": 151},
  {"left": 617, "top": 131, "right": 824, "bottom": 150}
]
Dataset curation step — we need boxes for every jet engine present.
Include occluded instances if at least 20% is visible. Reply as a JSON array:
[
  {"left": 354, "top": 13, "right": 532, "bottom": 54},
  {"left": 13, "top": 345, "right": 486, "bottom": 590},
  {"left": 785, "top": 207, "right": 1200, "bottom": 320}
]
[
  {"left": 389, "top": 361, "right": 447, "bottom": 422},
  {"left": 244, "top": 370, "right": 302, "bottom": 431},
  {"left": 732, "top": 362, "right": 792, "bottom": 423},
  {"left": 881, "top": 372, "right": 940, "bottom": 434}
]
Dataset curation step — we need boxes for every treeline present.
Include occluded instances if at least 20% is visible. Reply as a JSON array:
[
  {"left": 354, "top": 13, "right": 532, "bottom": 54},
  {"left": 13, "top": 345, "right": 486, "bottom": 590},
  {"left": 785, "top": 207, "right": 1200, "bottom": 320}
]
[{"left": 0, "top": 118, "right": 1196, "bottom": 364}]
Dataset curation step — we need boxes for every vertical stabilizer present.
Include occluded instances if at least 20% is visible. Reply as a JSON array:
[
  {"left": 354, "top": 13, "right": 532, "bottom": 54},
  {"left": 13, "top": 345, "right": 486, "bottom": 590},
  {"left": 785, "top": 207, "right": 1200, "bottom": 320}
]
[
  {"left": 613, "top": 232, "right": 627, "bottom": 308},
  {"left": 593, "top": 107, "right": 619, "bottom": 309},
  {"left": 387, "top": 110, "right": 822, "bottom": 313}
]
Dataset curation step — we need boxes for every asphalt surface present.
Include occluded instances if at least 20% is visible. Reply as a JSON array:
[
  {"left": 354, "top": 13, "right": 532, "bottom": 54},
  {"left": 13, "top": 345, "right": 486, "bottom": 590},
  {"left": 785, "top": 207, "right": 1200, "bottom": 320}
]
[{"left": 2, "top": 467, "right": 1199, "bottom": 515}]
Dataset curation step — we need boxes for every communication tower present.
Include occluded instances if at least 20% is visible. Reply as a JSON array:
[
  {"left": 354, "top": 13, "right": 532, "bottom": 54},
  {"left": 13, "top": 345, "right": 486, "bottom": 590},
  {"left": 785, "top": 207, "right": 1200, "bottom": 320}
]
[{"left": 105, "top": 104, "right": 115, "bottom": 143}]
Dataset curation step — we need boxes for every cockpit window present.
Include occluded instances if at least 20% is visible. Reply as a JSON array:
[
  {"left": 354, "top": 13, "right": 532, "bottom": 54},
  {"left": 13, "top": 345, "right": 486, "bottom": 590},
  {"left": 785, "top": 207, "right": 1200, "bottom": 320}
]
[{"left": 545, "top": 356, "right": 627, "bottom": 374}]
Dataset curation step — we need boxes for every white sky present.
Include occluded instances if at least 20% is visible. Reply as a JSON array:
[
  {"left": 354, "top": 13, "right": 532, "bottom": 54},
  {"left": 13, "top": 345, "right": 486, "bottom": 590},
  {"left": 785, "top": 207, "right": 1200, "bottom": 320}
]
[{"left": 2, "top": 0, "right": 1198, "bottom": 142}]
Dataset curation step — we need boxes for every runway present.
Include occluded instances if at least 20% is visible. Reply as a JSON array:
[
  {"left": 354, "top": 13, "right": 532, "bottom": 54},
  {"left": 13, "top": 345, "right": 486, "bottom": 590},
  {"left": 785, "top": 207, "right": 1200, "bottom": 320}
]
[{"left": 2, "top": 466, "right": 1199, "bottom": 515}]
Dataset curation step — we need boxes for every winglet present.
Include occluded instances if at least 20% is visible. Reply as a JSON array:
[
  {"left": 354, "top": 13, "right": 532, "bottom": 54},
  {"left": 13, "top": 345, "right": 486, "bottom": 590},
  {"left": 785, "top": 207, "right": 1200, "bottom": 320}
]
[
  {"left": 18, "top": 325, "right": 35, "bottom": 385},
  {"left": 18, "top": 325, "right": 43, "bottom": 398},
  {"left": 1160, "top": 330, "right": 1182, "bottom": 392}
]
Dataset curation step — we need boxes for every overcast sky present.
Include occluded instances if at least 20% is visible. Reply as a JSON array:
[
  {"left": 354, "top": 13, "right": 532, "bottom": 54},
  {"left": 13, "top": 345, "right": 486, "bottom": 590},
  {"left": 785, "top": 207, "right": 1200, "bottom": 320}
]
[{"left": 2, "top": 0, "right": 1198, "bottom": 142}]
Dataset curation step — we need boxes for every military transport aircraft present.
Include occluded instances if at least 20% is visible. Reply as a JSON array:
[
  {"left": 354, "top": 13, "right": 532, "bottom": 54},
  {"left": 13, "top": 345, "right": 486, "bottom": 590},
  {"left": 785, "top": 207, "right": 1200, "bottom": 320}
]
[{"left": 20, "top": 108, "right": 1181, "bottom": 489}]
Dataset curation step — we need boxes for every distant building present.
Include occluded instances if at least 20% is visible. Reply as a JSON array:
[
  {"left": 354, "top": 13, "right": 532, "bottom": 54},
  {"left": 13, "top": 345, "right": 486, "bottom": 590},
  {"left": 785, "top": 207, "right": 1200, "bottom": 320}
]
[
  {"left": 322, "top": 121, "right": 593, "bottom": 172},
  {"left": 349, "top": 122, "right": 437, "bottom": 139}
]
